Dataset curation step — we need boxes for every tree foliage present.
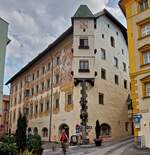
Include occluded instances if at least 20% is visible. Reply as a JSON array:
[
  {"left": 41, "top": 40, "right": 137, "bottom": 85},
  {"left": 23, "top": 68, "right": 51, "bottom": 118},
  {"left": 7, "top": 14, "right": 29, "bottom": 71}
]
[
  {"left": 95, "top": 120, "right": 101, "bottom": 139},
  {"left": 16, "top": 113, "right": 27, "bottom": 151}
]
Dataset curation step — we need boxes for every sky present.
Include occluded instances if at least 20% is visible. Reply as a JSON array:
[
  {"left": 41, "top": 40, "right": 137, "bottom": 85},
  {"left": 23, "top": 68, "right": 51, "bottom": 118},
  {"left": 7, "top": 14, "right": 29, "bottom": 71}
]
[{"left": 0, "top": 0, "right": 126, "bottom": 94}]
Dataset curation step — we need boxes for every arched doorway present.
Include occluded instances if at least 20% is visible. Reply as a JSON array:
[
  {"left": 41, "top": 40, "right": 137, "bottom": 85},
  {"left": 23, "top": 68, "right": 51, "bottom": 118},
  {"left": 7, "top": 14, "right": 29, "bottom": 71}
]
[
  {"left": 100, "top": 123, "right": 111, "bottom": 136},
  {"left": 33, "top": 127, "right": 38, "bottom": 134},
  {"left": 59, "top": 124, "right": 69, "bottom": 138}
]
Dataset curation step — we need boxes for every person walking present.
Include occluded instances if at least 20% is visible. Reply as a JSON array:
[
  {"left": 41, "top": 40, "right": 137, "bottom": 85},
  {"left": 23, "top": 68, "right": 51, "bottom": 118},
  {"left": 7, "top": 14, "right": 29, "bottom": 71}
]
[{"left": 60, "top": 129, "right": 69, "bottom": 155}]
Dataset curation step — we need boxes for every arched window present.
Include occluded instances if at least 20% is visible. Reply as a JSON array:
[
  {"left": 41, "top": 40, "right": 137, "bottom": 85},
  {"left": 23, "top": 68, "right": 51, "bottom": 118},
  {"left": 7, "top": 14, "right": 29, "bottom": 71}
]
[
  {"left": 42, "top": 128, "right": 48, "bottom": 137},
  {"left": 34, "top": 127, "right": 38, "bottom": 134},
  {"left": 100, "top": 123, "right": 111, "bottom": 136},
  {"left": 110, "top": 36, "right": 115, "bottom": 47}
]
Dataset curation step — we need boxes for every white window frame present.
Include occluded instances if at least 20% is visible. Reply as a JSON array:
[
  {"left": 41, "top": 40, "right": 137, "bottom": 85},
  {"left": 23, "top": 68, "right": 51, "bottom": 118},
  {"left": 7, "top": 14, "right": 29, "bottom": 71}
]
[
  {"left": 146, "top": 82, "right": 150, "bottom": 96},
  {"left": 141, "top": 23, "right": 150, "bottom": 37},
  {"left": 144, "top": 51, "right": 150, "bottom": 64}
]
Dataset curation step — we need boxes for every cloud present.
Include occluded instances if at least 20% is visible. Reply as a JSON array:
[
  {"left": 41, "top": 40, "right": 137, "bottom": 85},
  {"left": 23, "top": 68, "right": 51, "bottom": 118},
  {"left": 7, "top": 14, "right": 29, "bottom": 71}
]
[{"left": 0, "top": 0, "right": 125, "bottom": 94}]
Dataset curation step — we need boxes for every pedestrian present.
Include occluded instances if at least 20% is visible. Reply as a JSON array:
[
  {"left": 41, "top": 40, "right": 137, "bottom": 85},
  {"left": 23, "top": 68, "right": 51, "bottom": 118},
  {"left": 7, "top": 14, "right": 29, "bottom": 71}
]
[{"left": 60, "top": 129, "right": 69, "bottom": 155}]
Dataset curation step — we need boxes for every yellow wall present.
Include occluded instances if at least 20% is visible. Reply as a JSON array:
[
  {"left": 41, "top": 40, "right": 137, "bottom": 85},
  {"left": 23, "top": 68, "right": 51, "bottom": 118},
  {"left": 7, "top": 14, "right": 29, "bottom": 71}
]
[{"left": 120, "top": 0, "right": 150, "bottom": 137}]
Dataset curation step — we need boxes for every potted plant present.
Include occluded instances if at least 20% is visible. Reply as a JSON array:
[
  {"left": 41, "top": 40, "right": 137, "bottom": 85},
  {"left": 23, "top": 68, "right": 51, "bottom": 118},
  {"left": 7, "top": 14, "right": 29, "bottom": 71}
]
[
  {"left": 0, "top": 134, "right": 18, "bottom": 155},
  {"left": 27, "top": 133, "right": 43, "bottom": 155},
  {"left": 94, "top": 120, "right": 102, "bottom": 146}
]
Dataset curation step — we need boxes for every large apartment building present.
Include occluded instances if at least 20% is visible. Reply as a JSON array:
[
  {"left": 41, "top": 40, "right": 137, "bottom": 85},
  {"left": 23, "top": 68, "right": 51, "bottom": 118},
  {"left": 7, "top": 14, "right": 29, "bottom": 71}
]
[
  {"left": 7, "top": 5, "right": 132, "bottom": 142},
  {"left": 119, "top": 0, "right": 150, "bottom": 148},
  {"left": 0, "top": 17, "right": 9, "bottom": 131}
]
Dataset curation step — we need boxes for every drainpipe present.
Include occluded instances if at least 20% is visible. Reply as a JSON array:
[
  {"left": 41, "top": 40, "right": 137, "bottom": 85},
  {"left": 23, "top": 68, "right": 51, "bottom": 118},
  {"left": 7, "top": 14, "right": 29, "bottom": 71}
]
[{"left": 49, "top": 55, "right": 54, "bottom": 142}]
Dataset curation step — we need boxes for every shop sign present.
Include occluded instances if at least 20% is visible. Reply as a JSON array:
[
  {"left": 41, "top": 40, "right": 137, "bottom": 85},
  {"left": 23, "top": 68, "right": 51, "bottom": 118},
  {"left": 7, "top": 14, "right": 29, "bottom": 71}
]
[{"left": 133, "top": 114, "right": 142, "bottom": 123}]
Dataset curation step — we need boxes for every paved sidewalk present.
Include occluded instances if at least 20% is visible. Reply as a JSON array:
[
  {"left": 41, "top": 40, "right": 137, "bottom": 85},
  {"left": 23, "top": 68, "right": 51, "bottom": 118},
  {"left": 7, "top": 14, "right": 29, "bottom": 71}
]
[{"left": 42, "top": 136, "right": 133, "bottom": 155}]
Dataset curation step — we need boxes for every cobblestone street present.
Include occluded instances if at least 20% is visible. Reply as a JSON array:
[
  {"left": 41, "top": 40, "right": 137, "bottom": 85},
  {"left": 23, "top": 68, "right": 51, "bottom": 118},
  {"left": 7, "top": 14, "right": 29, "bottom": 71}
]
[{"left": 43, "top": 138, "right": 150, "bottom": 155}]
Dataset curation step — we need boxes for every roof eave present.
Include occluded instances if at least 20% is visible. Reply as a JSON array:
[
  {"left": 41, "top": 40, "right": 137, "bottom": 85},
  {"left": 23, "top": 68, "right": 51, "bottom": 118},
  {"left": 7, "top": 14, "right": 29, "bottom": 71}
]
[
  {"left": 6, "top": 26, "right": 73, "bottom": 85},
  {"left": 118, "top": 0, "right": 126, "bottom": 17}
]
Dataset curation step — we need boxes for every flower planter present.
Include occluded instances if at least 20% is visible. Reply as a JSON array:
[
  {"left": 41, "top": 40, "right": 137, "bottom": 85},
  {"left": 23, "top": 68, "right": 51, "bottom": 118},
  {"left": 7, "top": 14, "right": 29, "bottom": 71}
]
[{"left": 94, "top": 138, "right": 102, "bottom": 146}]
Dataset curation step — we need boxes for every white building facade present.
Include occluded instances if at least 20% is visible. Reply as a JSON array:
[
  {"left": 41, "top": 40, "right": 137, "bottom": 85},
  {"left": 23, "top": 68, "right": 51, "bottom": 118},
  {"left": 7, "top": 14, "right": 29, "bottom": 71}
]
[{"left": 8, "top": 5, "right": 132, "bottom": 142}]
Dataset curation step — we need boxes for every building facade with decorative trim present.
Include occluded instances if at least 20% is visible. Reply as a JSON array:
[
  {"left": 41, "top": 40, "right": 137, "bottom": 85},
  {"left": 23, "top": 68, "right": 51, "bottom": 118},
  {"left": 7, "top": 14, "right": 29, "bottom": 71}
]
[
  {"left": 0, "top": 95, "right": 10, "bottom": 135},
  {"left": 119, "top": 0, "right": 150, "bottom": 148},
  {"left": 7, "top": 5, "right": 132, "bottom": 142}
]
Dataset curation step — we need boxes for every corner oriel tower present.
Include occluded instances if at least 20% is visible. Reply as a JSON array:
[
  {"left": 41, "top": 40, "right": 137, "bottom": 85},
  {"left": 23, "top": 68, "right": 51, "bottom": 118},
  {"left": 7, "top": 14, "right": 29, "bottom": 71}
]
[
  {"left": 72, "top": 5, "right": 96, "bottom": 142},
  {"left": 72, "top": 5, "right": 95, "bottom": 81}
]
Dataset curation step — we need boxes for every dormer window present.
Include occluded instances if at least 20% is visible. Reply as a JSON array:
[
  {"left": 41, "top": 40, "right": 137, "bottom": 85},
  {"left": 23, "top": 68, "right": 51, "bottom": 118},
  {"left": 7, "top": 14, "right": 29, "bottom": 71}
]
[
  {"left": 79, "top": 60, "right": 89, "bottom": 72},
  {"left": 139, "top": 0, "right": 149, "bottom": 12},
  {"left": 79, "top": 38, "right": 89, "bottom": 49}
]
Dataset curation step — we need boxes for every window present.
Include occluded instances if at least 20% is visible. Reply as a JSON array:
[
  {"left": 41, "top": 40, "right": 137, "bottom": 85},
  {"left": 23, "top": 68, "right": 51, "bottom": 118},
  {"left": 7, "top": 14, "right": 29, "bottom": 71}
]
[
  {"left": 20, "top": 81, "right": 22, "bottom": 89},
  {"left": 42, "top": 128, "right": 48, "bottom": 137},
  {"left": 14, "top": 97, "right": 17, "bottom": 105},
  {"left": 79, "top": 60, "right": 89, "bottom": 72},
  {"left": 47, "top": 62, "right": 51, "bottom": 71},
  {"left": 56, "top": 99, "right": 59, "bottom": 109},
  {"left": 122, "top": 49, "right": 124, "bottom": 55},
  {"left": 25, "top": 89, "right": 30, "bottom": 97},
  {"left": 15, "top": 85, "right": 18, "bottom": 91},
  {"left": 13, "top": 110, "right": 16, "bottom": 122},
  {"left": 102, "top": 34, "right": 105, "bottom": 39},
  {"left": 36, "top": 85, "right": 39, "bottom": 93},
  {"left": 124, "top": 80, "right": 127, "bottom": 89},
  {"left": 115, "top": 75, "right": 119, "bottom": 85},
  {"left": 146, "top": 82, "right": 150, "bottom": 96},
  {"left": 31, "top": 88, "right": 34, "bottom": 96},
  {"left": 143, "top": 51, "right": 150, "bottom": 64},
  {"left": 42, "top": 82, "right": 44, "bottom": 91},
  {"left": 116, "top": 32, "right": 119, "bottom": 36},
  {"left": 110, "top": 36, "right": 115, "bottom": 47},
  {"left": 30, "top": 105, "right": 33, "bottom": 115},
  {"left": 42, "top": 66, "right": 45, "bottom": 74},
  {"left": 67, "top": 94, "right": 72, "bottom": 105},
  {"left": 141, "top": 23, "right": 150, "bottom": 37},
  {"left": 141, "top": 76, "right": 150, "bottom": 97},
  {"left": 79, "top": 38, "right": 89, "bottom": 49},
  {"left": 125, "top": 122, "right": 128, "bottom": 132},
  {"left": 123, "top": 62, "right": 127, "bottom": 72},
  {"left": 139, "top": 0, "right": 149, "bottom": 12},
  {"left": 40, "top": 103, "right": 43, "bottom": 112},
  {"left": 108, "top": 24, "right": 110, "bottom": 28},
  {"left": 114, "top": 57, "right": 118, "bottom": 68},
  {"left": 101, "top": 48, "right": 106, "bottom": 60},
  {"left": 36, "top": 70, "right": 39, "bottom": 78},
  {"left": 101, "top": 68, "right": 106, "bottom": 80},
  {"left": 19, "top": 94, "right": 22, "bottom": 103},
  {"left": 46, "top": 101, "right": 50, "bottom": 111},
  {"left": 55, "top": 74, "right": 59, "bottom": 84},
  {"left": 35, "top": 105, "right": 38, "bottom": 114},
  {"left": 32, "top": 73, "right": 35, "bottom": 81},
  {"left": 99, "top": 93, "right": 104, "bottom": 105},
  {"left": 56, "top": 57, "right": 60, "bottom": 65},
  {"left": 27, "top": 75, "right": 32, "bottom": 82},
  {"left": 47, "top": 79, "right": 50, "bottom": 89}
]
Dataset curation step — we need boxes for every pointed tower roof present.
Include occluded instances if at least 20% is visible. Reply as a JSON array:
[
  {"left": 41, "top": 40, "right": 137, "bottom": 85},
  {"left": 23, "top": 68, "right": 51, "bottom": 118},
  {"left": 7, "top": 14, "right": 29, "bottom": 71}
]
[{"left": 72, "top": 5, "right": 95, "bottom": 19}]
